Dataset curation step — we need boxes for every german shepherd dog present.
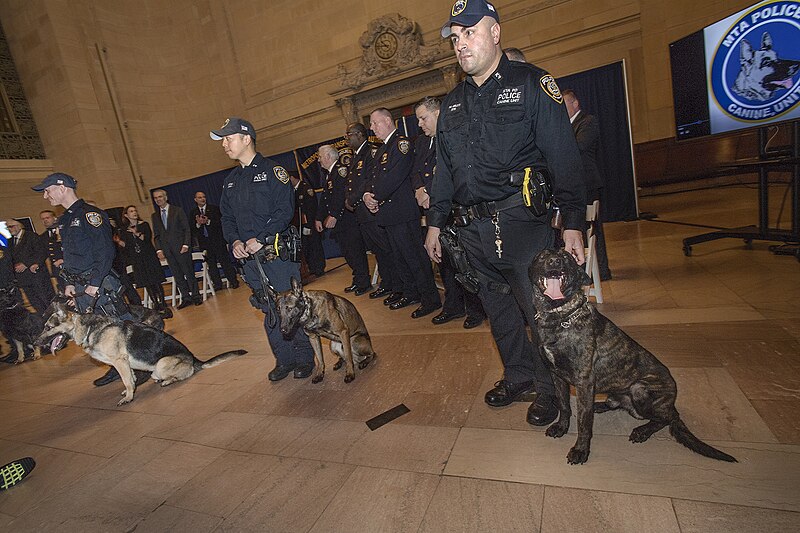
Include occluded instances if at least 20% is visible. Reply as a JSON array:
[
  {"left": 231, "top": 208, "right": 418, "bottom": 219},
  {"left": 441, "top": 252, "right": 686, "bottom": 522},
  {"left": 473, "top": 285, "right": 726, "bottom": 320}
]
[
  {"left": 36, "top": 301, "right": 246, "bottom": 405},
  {"left": 733, "top": 32, "right": 800, "bottom": 102},
  {"left": 0, "top": 286, "right": 44, "bottom": 363},
  {"left": 529, "top": 249, "right": 737, "bottom": 465},
  {"left": 273, "top": 277, "right": 376, "bottom": 383}
]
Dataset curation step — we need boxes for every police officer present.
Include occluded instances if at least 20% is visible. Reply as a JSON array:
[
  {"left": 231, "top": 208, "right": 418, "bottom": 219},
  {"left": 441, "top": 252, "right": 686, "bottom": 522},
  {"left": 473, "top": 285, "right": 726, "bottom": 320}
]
[
  {"left": 211, "top": 117, "right": 315, "bottom": 381},
  {"left": 344, "top": 122, "right": 399, "bottom": 302},
  {"left": 426, "top": 2, "right": 586, "bottom": 425},
  {"left": 314, "top": 144, "right": 371, "bottom": 294},
  {"left": 39, "top": 210, "right": 66, "bottom": 291},
  {"left": 412, "top": 96, "right": 486, "bottom": 329},
  {"left": 291, "top": 173, "right": 325, "bottom": 278},
  {"left": 364, "top": 108, "right": 441, "bottom": 319},
  {"left": 32, "top": 172, "right": 138, "bottom": 387}
]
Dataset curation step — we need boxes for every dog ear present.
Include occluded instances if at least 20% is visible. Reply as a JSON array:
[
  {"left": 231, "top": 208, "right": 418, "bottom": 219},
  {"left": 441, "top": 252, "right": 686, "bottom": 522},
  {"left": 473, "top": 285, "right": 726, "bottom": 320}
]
[
  {"left": 740, "top": 39, "right": 754, "bottom": 63},
  {"left": 290, "top": 276, "right": 302, "bottom": 294},
  {"left": 761, "top": 32, "right": 773, "bottom": 51}
]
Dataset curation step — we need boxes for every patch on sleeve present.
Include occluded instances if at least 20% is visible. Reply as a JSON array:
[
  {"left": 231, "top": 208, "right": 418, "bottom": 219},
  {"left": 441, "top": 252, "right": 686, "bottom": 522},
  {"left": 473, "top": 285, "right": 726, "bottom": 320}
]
[
  {"left": 398, "top": 139, "right": 410, "bottom": 155},
  {"left": 539, "top": 74, "right": 563, "bottom": 104},
  {"left": 85, "top": 212, "right": 103, "bottom": 227},
  {"left": 338, "top": 166, "right": 348, "bottom": 178},
  {"left": 273, "top": 166, "right": 290, "bottom": 184}
]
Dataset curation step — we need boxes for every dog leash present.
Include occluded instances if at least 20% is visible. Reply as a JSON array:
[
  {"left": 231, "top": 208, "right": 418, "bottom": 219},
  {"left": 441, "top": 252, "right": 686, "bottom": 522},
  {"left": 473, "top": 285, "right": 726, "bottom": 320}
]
[{"left": 250, "top": 251, "right": 279, "bottom": 329}]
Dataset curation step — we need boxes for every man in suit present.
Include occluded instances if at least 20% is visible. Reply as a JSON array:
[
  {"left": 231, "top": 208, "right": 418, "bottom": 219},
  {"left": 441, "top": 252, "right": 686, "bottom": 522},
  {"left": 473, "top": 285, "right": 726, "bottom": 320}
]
[
  {"left": 6, "top": 219, "right": 54, "bottom": 315},
  {"left": 151, "top": 189, "right": 202, "bottom": 309},
  {"left": 315, "top": 144, "right": 371, "bottom": 294},
  {"left": 363, "top": 108, "right": 441, "bottom": 319},
  {"left": 291, "top": 174, "right": 326, "bottom": 278},
  {"left": 39, "top": 209, "right": 65, "bottom": 291},
  {"left": 190, "top": 191, "right": 240, "bottom": 291},
  {"left": 563, "top": 89, "right": 612, "bottom": 281}
]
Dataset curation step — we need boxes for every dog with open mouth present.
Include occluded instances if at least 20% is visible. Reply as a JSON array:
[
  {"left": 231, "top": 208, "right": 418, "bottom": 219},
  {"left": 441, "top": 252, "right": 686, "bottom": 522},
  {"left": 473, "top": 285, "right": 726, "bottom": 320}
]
[
  {"left": 529, "top": 248, "right": 737, "bottom": 465},
  {"left": 36, "top": 301, "right": 246, "bottom": 405},
  {"left": 0, "top": 286, "right": 45, "bottom": 363}
]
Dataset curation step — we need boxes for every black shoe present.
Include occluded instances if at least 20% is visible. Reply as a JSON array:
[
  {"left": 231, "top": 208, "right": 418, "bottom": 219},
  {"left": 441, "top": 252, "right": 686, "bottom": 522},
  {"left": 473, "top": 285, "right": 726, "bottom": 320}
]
[
  {"left": 193, "top": 297, "right": 203, "bottom": 306},
  {"left": 344, "top": 284, "right": 358, "bottom": 293},
  {"left": 411, "top": 303, "right": 441, "bottom": 319},
  {"left": 1, "top": 353, "right": 19, "bottom": 364},
  {"left": 134, "top": 370, "right": 151, "bottom": 384},
  {"left": 293, "top": 363, "right": 313, "bottom": 379},
  {"left": 484, "top": 379, "right": 535, "bottom": 407},
  {"left": 93, "top": 367, "right": 121, "bottom": 387},
  {"left": 389, "top": 297, "right": 420, "bottom": 310},
  {"left": 354, "top": 285, "right": 373, "bottom": 296},
  {"left": 431, "top": 310, "right": 465, "bottom": 325},
  {"left": 526, "top": 393, "right": 559, "bottom": 426},
  {"left": 463, "top": 315, "right": 485, "bottom": 329},
  {"left": 230, "top": 281, "right": 240, "bottom": 289},
  {"left": 383, "top": 292, "right": 403, "bottom": 306},
  {"left": 600, "top": 271, "right": 612, "bottom": 282},
  {"left": 369, "top": 287, "right": 391, "bottom": 299},
  {"left": 268, "top": 363, "right": 297, "bottom": 382},
  {"left": 159, "top": 307, "right": 174, "bottom": 319},
  {"left": 176, "top": 300, "right": 192, "bottom": 310}
]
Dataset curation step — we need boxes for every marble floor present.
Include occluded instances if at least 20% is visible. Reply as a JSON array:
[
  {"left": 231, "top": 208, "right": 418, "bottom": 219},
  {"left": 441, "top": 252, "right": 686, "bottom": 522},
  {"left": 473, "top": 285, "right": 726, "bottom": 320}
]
[{"left": 1, "top": 185, "right": 799, "bottom": 532}]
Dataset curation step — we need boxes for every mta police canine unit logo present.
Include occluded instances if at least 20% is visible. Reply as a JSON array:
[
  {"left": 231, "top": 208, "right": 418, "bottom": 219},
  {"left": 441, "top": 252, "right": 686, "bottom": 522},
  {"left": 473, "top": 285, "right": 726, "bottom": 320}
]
[{"left": 710, "top": 1, "right": 800, "bottom": 123}]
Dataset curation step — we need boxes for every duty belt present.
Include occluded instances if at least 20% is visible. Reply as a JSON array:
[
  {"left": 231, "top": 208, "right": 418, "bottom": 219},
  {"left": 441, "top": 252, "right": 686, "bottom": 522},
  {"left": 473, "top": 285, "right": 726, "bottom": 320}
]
[{"left": 465, "top": 192, "right": 525, "bottom": 220}]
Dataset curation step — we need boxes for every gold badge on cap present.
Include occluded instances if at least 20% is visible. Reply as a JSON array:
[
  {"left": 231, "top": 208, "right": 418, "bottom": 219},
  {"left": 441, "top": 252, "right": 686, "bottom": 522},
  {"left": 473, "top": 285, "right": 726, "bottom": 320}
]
[
  {"left": 540, "top": 74, "right": 563, "bottom": 104},
  {"left": 86, "top": 212, "right": 103, "bottom": 227},
  {"left": 452, "top": 0, "right": 467, "bottom": 16},
  {"left": 221, "top": 118, "right": 230, "bottom": 128},
  {"left": 398, "top": 139, "right": 410, "bottom": 155},
  {"left": 274, "top": 166, "right": 290, "bottom": 183}
]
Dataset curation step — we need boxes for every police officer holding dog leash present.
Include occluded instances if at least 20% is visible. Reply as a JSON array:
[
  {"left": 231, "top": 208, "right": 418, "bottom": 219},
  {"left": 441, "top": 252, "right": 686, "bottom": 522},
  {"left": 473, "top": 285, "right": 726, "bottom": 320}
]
[
  {"left": 425, "top": 1, "right": 586, "bottom": 425},
  {"left": 212, "top": 117, "right": 315, "bottom": 382}
]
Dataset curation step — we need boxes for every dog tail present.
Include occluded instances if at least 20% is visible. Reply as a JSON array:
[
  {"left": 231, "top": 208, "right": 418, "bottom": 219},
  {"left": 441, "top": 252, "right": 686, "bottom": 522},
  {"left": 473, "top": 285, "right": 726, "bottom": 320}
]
[
  {"left": 199, "top": 350, "right": 248, "bottom": 370},
  {"left": 669, "top": 418, "right": 737, "bottom": 463}
]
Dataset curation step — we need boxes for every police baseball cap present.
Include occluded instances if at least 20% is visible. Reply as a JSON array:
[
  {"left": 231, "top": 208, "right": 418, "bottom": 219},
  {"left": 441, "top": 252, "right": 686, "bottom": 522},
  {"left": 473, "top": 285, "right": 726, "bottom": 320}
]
[
  {"left": 441, "top": 0, "right": 500, "bottom": 38},
  {"left": 210, "top": 117, "right": 256, "bottom": 141},
  {"left": 31, "top": 172, "right": 77, "bottom": 191}
]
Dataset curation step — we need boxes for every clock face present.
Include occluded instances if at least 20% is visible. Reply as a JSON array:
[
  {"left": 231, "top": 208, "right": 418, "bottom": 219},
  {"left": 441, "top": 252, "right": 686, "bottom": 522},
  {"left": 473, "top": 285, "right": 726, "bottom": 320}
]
[{"left": 375, "top": 32, "right": 398, "bottom": 60}]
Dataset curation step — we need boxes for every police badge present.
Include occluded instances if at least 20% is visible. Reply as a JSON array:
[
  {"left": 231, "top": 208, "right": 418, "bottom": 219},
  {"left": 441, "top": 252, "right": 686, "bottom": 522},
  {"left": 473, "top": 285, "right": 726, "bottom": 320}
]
[
  {"left": 85, "top": 212, "right": 103, "bottom": 227},
  {"left": 274, "top": 166, "right": 290, "bottom": 183},
  {"left": 338, "top": 166, "right": 348, "bottom": 178},
  {"left": 539, "top": 74, "right": 563, "bottom": 104},
  {"left": 398, "top": 139, "right": 410, "bottom": 154}
]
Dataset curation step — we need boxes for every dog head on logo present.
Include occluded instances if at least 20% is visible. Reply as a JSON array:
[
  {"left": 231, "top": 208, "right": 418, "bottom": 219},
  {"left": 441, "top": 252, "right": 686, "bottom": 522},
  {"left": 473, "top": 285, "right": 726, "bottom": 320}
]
[{"left": 733, "top": 32, "right": 800, "bottom": 101}]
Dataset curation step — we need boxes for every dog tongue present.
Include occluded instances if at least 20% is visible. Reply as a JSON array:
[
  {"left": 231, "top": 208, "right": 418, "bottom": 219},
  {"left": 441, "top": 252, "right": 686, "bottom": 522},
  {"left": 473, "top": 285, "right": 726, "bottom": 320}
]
[
  {"left": 50, "top": 335, "right": 63, "bottom": 354},
  {"left": 544, "top": 278, "right": 564, "bottom": 300},
  {"left": 776, "top": 78, "right": 794, "bottom": 89}
]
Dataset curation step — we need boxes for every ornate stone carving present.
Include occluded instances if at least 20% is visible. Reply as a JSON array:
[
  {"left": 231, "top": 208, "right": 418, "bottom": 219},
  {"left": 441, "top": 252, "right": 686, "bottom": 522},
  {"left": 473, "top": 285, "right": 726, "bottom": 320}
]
[
  {"left": 338, "top": 13, "right": 448, "bottom": 90},
  {"left": 440, "top": 65, "right": 461, "bottom": 92},
  {"left": 336, "top": 96, "right": 358, "bottom": 125}
]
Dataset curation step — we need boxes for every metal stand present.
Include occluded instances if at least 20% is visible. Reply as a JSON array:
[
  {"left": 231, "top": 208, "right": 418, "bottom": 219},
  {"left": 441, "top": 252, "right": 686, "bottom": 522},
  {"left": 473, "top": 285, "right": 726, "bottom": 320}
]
[{"left": 682, "top": 122, "right": 800, "bottom": 260}]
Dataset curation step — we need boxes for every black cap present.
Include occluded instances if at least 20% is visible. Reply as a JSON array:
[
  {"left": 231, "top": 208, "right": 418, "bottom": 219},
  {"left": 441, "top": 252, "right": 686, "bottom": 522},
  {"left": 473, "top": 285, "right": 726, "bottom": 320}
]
[
  {"left": 31, "top": 172, "right": 77, "bottom": 191},
  {"left": 441, "top": 0, "right": 499, "bottom": 38},
  {"left": 210, "top": 117, "right": 256, "bottom": 141}
]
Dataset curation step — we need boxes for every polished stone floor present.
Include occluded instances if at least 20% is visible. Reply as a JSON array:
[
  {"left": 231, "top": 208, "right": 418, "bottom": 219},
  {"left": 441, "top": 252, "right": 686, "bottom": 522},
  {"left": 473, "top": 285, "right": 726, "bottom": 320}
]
[{"left": 1, "top": 185, "right": 799, "bottom": 532}]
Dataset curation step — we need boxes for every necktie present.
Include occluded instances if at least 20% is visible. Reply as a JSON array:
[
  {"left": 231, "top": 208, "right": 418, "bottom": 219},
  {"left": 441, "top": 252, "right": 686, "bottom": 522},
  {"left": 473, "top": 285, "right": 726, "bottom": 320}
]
[
  {"left": 201, "top": 207, "right": 208, "bottom": 237},
  {"left": 161, "top": 208, "right": 168, "bottom": 229}
]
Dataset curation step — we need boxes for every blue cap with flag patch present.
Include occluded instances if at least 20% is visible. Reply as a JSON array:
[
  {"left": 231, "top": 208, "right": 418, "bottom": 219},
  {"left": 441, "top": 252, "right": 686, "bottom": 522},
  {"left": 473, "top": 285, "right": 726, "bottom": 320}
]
[
  {"left": 441, "top": 0, "right": 500, "bottom": 38},
  {"left": 31, "top": 172, "right": 77, "bottom": 191},
  {"left": 210, "top": 117, "right": 256, "bottom": 141}
]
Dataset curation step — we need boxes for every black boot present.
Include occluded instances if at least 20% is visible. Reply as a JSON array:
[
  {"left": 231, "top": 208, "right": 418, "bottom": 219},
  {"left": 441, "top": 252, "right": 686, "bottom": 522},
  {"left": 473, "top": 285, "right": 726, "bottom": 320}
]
[
  {"left": 93, "top": 366, "right": 121, "bottom": 386},
  {"left": 151, "top": 285, "right": 173, "bottom": 319}
]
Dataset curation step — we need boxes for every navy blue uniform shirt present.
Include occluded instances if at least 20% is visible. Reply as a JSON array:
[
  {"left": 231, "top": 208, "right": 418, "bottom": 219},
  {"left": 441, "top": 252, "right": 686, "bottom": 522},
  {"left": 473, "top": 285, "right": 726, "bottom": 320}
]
[
  {"left": 58, "top": 199, "right": 115, "bottom": 287},
  {"left": 365, "top": 130, "right": 419, "bottom": 226},
  {"left": 220, "top": 152, "right": 295, "bottom": 244},
  {"left": 316, "top": 161, "right": 349, "bottom": 223}
]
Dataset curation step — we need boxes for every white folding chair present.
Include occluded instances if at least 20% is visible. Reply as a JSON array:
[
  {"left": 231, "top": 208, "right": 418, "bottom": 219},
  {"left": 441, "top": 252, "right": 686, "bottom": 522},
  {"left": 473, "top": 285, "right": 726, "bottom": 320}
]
[
  {"left": 160, "top": 258, "right": 177, "bottom": 307},
  {"left": 193, "top": 251, "right": 215, "bottom": 301},
  {"left": 584, "top": 200, "right": 604, "bottom": 303}
]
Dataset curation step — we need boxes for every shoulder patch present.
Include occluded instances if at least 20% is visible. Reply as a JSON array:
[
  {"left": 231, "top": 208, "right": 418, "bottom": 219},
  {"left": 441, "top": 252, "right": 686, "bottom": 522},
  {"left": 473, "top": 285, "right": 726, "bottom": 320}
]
[
  {"left": 539, "top": 74, "right": 563, "bottom": 104},
  {"left": 338, "top": 166, "right": 348, "bottom": 178},
  {"left": 398, "top": 139, "right": 410, "bottom": 155},
  {"left": 85, "top": 212, "right": 103, "bottom": 228},
  {"left": 274, "top": 166, "right": 290, "bottom": 184}
]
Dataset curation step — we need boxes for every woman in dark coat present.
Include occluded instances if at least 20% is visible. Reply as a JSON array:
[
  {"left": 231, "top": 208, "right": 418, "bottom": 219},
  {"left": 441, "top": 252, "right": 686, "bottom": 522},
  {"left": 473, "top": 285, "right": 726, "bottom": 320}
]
[{"left": 121, "top": 205, "right": 172, "bottom": 318}]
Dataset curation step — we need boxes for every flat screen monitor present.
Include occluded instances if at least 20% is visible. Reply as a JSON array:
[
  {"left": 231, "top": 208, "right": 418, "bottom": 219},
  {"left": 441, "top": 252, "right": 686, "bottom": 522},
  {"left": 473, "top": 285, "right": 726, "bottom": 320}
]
[{"left": 671, "top": 0, "right": 800, "bottom": 140}]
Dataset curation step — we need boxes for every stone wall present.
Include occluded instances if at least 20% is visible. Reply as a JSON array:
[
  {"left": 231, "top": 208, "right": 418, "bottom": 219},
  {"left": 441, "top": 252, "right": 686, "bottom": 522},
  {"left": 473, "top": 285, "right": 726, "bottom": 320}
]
[{"left": 0, "top": 0, "right": 758, "bottom": 222}]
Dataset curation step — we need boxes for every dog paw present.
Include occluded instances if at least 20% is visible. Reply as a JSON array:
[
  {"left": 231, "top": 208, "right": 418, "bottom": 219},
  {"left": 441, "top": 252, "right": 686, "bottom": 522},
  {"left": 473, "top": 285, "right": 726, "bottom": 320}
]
[
  {"left": 358, "top": 358, "right": 371, "bottom": 369},
  {"left": 344, "top": 374, "right": 355, "bottom": 383},
  {"left": 546, "top": 423, "right": 569, "bottom": 439},
  {"left": 311, "top": 374, "right": 324, "bottom": 384},
  {"left": 629, "top": 428, "right": 651, "bottom": 443},
  {"left": 566, "top": 446, "right": 589, "bottom": 465},
  {"left": 117, "top": 397, "right": 133, "bottom": 406},
  {"left": 333, "top": 360, "right": 343, "bottom": 371}
]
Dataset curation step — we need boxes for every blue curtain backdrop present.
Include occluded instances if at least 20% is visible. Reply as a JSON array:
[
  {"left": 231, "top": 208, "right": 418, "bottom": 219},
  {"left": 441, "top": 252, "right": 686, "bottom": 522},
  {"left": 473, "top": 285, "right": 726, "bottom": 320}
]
[{"left": 557, "top": 61, "right": 637, "bottom": 222}]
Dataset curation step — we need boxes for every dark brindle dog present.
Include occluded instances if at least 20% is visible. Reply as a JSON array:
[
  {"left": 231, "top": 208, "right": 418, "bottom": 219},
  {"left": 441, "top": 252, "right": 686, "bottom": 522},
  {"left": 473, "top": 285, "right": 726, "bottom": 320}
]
[
  {"left": 0, "top": 286, "right": 44, "bottom": 363},
  {"left": 530, "top": 249, "right": 737, "bottom": 465},
  {"left": 36, "top": 301, "right": 246, "bottom": 405},
  {"left": 272, "top": 277, "right": 376, "bottom": 383}
]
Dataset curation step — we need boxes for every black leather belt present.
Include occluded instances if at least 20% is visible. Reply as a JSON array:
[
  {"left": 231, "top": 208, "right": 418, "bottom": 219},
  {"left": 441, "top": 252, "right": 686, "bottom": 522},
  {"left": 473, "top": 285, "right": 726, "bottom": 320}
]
[{"left": 465, "top": 192, "right": 525, "bottom": 219}]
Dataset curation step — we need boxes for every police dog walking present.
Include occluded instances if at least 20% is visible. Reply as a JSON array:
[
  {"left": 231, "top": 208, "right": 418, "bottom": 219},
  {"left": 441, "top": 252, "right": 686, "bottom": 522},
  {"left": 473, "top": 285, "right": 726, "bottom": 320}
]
[
  {"left": 37, "top": 301, "right": 246, "bottom": 405},
  {"left": 274, "top": 278, "right": 375, "bottom": 383},
  {"left": 529, "top": 249, "right": 737, "bottom": 465}
]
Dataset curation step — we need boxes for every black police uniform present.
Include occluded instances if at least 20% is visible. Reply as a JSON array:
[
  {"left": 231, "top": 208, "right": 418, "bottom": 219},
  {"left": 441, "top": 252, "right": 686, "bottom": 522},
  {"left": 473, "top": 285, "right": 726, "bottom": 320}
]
[
  {"left": 296, "top": 178, "right": 326, "bottom": 277},
  {"left": 41, "top": 226, "right": 65, "bottom": 291},
  {"left": 412, "top": 134, "right": 484, "bottom": 321},
  {"left": 429, "top": 54, "right": 586, "bottom": 390},
  {"left": 316, "top": 159, "right": 370, "bottom": 290},
  {"left": 346, "top": 140, "right": 398, "bottom": 296},
  {"left": 59, "top": 199, "right": 133, "bottom": 320},
  {"left": 220, "top": 153, "right": 314, "bottom": 369}
]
